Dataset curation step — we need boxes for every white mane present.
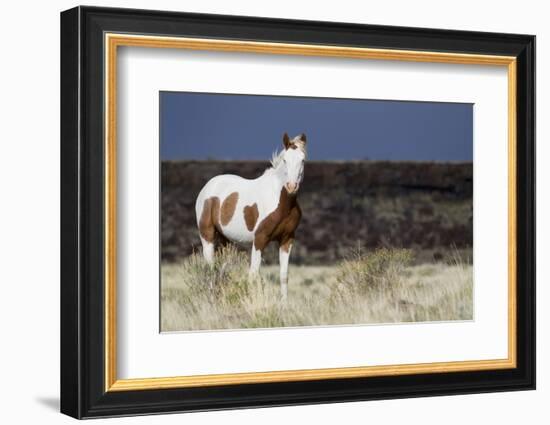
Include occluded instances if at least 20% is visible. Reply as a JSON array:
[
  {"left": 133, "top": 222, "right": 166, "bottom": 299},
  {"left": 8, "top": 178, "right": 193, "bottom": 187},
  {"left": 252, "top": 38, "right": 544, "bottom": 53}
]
[{"left": 270, "top": 149, "right": 285, "bottom": 169}]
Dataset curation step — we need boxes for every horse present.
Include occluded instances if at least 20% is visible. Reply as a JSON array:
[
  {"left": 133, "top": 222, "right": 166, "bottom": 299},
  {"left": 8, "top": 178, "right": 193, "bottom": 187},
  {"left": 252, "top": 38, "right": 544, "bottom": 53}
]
[{"left": 195, "top": 133, "right": 307, "bottom": 300}]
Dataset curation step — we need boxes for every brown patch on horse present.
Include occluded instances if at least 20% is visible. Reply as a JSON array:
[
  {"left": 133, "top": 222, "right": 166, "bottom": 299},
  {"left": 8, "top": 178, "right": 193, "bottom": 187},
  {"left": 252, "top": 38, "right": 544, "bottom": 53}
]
[
  {"left": 284, "top": 135, "right": 307, "bottom": 153},
  {"left": 253, "top": 188, "right": 301, "bottom": 251},
  {"left": 244, "top": 203, "right": 259, "bottom": 231},
  {"left": 220, "top": 192, "right": 239, "bottom": 226},
  {"left": 198, "top": 196, "right": 220, "bottom": 242},
  {"left": 283, "top": 133, "right": 307, "bottom": 154}
]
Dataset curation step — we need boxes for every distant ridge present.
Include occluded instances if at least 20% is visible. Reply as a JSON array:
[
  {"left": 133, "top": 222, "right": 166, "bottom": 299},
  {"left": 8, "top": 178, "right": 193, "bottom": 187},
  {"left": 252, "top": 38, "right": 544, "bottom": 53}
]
[{"left": 161, "top": 160, "right": 472, "bottom": 264}]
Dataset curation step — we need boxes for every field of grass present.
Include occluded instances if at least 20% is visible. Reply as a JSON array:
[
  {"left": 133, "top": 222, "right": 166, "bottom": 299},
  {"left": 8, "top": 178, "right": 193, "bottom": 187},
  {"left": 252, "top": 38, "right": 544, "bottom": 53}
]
[{"left": 160, "top": 246, "right": 473, "bottom": 332}]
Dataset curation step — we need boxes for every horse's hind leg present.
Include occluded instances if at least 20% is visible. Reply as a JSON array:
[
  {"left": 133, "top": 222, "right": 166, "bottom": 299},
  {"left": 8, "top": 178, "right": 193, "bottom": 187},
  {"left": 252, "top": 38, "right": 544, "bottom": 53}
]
[
  {"left": 196, "top": 197, "right": 219, "bottom": 265},
  {"left": 200, "top": 236, "right": 215, "bottom": 265}
]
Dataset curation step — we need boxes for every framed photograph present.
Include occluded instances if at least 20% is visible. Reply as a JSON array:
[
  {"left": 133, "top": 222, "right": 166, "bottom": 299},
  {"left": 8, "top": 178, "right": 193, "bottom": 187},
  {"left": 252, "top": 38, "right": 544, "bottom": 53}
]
[{"left": 60, "top": 6, "right": 535, "bottom": 419}]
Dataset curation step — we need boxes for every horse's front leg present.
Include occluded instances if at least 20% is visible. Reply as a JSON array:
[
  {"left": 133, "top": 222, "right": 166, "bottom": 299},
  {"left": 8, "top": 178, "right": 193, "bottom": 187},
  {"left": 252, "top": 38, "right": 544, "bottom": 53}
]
[
  {"left": 249, "top": 243, "right": 263, "bottom": 278},
  {"left": 279, "top": 238, "right": 293, "bottom": 301}
]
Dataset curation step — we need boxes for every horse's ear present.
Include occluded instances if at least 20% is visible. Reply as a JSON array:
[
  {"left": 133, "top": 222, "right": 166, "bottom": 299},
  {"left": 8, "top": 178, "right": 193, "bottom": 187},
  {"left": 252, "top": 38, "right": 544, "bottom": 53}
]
[
  {"left": 283, "top": 133, "right": 291, "bottom": 149},
  {"left": 299, "top": 133, "right": 307, "bottom": 144}
]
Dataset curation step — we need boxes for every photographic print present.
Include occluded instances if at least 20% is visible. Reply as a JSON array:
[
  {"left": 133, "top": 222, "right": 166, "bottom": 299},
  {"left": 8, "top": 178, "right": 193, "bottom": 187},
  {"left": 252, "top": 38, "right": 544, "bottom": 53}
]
[
  {"left": 160, "top": 92, "right": 473, "bottom": 332},
  {"left": 61, "top": 9, "right": 535, "bottom": 417}
]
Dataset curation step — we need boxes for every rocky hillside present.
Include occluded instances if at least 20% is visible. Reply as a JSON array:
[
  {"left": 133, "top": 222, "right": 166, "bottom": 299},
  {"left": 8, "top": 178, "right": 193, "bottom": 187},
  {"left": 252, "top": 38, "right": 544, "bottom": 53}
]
[{"left": 161, "top": 160, "right": 472, "bottom": 265}]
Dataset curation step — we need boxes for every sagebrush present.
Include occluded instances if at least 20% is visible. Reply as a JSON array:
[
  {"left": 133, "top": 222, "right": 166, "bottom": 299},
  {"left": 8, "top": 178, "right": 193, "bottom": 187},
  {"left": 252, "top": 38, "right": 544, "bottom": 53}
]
[{"left": 161, "top": 246, "right": 472, "bottom": 331}]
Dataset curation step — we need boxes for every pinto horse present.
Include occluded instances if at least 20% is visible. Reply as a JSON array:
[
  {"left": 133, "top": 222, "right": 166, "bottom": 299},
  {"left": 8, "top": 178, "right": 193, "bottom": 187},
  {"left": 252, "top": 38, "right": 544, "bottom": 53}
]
[{"left": 195, "top": 133, "right": 306, "bottom": 299}]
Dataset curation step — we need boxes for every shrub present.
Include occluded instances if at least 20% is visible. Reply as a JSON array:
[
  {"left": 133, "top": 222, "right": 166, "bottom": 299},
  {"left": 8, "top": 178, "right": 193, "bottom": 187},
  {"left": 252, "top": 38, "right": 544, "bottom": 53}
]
[
  {"left": 179, "top": 245, "right": 251, "bottom": 303},
  {"left": 336, "top": 247, "right": 413, "bottom": 296}
]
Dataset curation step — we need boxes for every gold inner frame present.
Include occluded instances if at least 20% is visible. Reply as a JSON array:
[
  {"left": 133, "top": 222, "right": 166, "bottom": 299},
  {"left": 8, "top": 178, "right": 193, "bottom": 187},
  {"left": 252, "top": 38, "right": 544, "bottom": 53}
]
[{"left": 104, "top": 33, "right": 517, "bottom": 392}]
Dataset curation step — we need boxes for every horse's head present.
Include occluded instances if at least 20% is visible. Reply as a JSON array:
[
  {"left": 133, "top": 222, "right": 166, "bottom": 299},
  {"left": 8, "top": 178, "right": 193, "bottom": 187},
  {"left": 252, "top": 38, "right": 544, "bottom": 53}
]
[{"left": 281, "top": 133, "right": 307, "bottom": 195}]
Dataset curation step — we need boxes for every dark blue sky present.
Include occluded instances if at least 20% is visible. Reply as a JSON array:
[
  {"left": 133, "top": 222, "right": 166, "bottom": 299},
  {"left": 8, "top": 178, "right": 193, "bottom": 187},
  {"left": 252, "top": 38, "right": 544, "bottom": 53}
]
[{"left": 160, "top": 92, "right": 472, "bottom": 161}]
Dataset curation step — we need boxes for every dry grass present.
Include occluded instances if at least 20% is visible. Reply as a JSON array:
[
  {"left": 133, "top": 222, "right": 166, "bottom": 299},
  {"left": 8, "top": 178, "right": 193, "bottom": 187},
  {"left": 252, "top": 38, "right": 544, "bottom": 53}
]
[{"left": 161, "top": 246, "right": 473, "bottom": 332}]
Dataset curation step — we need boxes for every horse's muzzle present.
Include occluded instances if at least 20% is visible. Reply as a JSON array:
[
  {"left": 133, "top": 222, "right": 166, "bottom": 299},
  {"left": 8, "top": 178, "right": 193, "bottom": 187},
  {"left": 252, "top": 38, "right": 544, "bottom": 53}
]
[{"left": 285, "top": 182, "right": 299, "bottom": 194}]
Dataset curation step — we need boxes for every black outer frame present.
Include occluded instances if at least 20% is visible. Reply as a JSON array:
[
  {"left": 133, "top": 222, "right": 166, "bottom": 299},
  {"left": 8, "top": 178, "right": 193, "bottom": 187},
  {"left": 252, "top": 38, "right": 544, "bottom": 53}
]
[{"left": 60, "top": 5, "right": 535, "bottom": 419}]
